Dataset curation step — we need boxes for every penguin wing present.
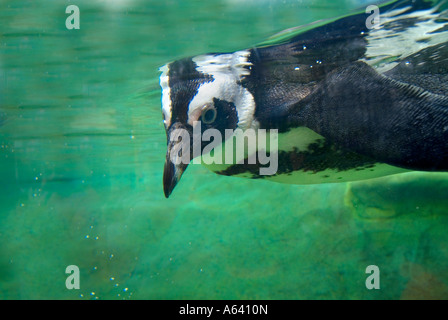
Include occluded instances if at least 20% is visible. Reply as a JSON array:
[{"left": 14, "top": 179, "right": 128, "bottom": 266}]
[{"left": 296, "top": 59, "right": 448, "bottom": 171}]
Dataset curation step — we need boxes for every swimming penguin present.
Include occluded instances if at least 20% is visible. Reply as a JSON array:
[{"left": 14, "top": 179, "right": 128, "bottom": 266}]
[{"left": 160, "top": 0, "right": 448, "bottom": 198}]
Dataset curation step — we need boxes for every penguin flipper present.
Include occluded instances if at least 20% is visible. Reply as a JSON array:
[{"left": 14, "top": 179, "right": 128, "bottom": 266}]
[{"left": 297, "top": 60, "right": 448, "bottom": 171}]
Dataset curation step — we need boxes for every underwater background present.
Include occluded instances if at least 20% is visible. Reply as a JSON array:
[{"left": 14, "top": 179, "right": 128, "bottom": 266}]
[{"left": 1, "top": 0, "right": 448, "bottom": 299}]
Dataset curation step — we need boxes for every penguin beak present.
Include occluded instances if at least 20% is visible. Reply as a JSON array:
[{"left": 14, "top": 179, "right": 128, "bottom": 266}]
[{"left": 163, "top": 123, "right": 191, "bottom": 198}]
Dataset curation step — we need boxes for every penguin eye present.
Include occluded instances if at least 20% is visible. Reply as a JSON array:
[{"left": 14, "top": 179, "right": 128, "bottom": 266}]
[{"left": 201, "top": 105, "right": 217, "bottom": 124}]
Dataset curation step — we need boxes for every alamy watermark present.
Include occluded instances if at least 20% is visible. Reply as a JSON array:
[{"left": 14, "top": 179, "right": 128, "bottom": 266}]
[
  {"left": 66, "top": 5, "right": 80, "bottom": 30},
  {"left": 365, "top": 265, "right": 380, "bottom": 290},
  {"left": 169, "top": 121, "right": 279, "bottom": 175},
  {"left": 65, "top": 265, "right": 80, "bottom": 289},
  {"left": 64, "top": 4, "right": 381, "bottom": 31},
  {"left": 366, "top": 5, "right": 381, "bottom": 30}
]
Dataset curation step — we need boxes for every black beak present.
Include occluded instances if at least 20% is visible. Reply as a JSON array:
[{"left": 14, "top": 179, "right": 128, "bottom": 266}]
[
  {"left": 163, "top": 123, "right": 191, "bottom": 198},
  {"left": 163, "top": 153, "right": 188, "bottom": 198}
]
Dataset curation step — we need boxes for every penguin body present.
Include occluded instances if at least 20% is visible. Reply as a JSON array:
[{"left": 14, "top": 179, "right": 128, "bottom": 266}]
[{"left": 160, "top": 0, "right": 448, "bottom": 197}]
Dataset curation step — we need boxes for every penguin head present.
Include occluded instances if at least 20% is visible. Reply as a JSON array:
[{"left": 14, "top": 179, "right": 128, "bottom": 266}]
[{"left": 160, "top": 50, "right": 257, "bottom": 197}]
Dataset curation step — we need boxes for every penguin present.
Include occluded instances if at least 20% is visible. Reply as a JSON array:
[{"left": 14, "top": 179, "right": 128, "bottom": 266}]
[{"left": 160, "top": 0, "right": 448, "bottom": 198}]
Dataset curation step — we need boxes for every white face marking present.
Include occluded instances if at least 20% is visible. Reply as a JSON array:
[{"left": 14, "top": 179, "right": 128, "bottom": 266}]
[
  {"left": 363, "top": 5, "right": 448, "bottom": 73},
  {"left": 159, "top": 64, "right": 172, "bottom": 129},
  {"left": 188, "top": 50, "right": 257, "bottom": 130}
]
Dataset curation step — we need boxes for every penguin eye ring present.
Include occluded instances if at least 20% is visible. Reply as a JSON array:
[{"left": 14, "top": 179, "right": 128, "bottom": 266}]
[{"left": 201, "top": 105, "right": 217, "bottom": 124}]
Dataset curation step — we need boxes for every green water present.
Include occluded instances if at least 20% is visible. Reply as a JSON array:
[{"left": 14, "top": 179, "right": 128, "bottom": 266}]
[{"left": 1, "top": 0, "right": 448, "bottom": 300}]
